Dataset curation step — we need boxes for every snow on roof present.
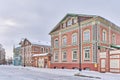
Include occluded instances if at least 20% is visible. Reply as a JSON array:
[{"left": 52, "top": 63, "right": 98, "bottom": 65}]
[
  {"left": 22, "top": 38, "right": 51, "bottom": 46},
  {"left": 32, "top": 41, "right": 51, "bottom": 46},
  {"left": 32, "top": 53, "right": 49, "bottom": 57}
]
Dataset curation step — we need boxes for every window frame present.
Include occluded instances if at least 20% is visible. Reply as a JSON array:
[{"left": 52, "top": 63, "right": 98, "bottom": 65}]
[
  {"left": 112, "top": 34, "right": 116, "bottom": 44},
  {"left": 73, "top": 18, "right": 77, "bottom": 24},
  {"left": 54, "top": 51, "right": 59, "bottom": 61},
  {"left": 102, "top": 29, "right": 107, "bottom": 42},
  {"left": 67, "top": 19, "right": 72, "bottom": 26},
  {"left": 83, "top": 30, "right": 90, "bottom": 42},
  {"left": 62, "top": 51, "right": 67, "bottom": 61},
  {"left": 62, "top": 36, "right": 67, "bottom": 46},
  {"left": 72, "top": 33, "right": 77, "bottom": 45},
  {"left": 54, "top": 38, "right": 59, "bottom": 48},
  {"left": 72, "top": 50, "right": 77, "bottom": 61},
  {"left": 84, "top": 47, "right": 90, "bottom": 61}
]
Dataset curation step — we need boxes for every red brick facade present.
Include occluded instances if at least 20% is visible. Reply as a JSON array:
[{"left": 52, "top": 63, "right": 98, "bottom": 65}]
[
  {"left": 19, "top": 38, "right": 51, "bottom": 68},
  {"left": 49, "top": 14, "right": 120, "bottom": 71}
]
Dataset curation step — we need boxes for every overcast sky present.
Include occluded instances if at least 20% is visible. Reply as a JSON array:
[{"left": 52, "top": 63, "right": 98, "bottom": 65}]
[{"left": 0, "top": 0, "right": 120, "bottom": 58}]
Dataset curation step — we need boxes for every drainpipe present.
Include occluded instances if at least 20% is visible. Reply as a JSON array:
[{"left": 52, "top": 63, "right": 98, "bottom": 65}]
[{"left": 78, "top": 16, "right": 82, "bottom": 71}]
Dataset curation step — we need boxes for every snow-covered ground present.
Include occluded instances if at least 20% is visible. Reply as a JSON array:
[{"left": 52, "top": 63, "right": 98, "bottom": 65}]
[{"left": 0, "top": 65, "right": 120, "bottom": 80}]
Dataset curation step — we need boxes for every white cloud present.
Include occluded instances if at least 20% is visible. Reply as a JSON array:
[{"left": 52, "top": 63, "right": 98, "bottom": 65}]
[
  {"left": 0, "top": 19, "right": 18, "bottom": 34},
  {"left": 0, "top": 19, "right": 17, "bottom": 27}
]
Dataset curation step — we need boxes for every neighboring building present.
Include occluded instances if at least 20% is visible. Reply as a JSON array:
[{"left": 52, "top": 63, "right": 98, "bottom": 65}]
[
  {"left": 49, "top": 13, "right": 120, "bottom": 71},
  {"left": 13, "top": 47, "right": 22, "bottom": 66},
  {"left": 98, "top": 47, "right": 120, "bottom": 73},
  {"left": 19, "top": 38, "right": 51, "bottom": 68},
  {"left": 0, "top": 44, "right": 6, "bottom": 65}
]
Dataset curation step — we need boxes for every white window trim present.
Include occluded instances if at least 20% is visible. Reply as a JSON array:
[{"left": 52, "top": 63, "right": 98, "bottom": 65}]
[
  {"left": 83, "top": 29, "right": 90, "bottom": 42},
  {"left": 72, "top": 50, "right": 77, "bottom": 61},
  {"left": 72, "top": 33, "right": 77, "bottom": 45},
  {"left": 62, "top": 23, "right": 66, "bottom": 28},
  {"left": 73, "top": 18, "right": 77, "bottom": 24},
  {"left": 54, "top": 52, "right": 58, "bottom": 61},
  {"left": 62, "top": 51, "right": 67, "bottom": 61},
  {"left": 112, "top": 34, "right": 116, "bottom": 44},
  {"left": 84, "top": 47, "right": 90, "bottom": 60},
  {"left": 62, "top": 36, "right": 67, "bottom": 46},
  {"left": 67, "top": 19, "right": 72, "bottom": 26},
  {"left": 54, "top": 38, "right": 59, "bottom": 48},
  {"left": 102, "top": 29, "right": 107, "bottom": 42}
]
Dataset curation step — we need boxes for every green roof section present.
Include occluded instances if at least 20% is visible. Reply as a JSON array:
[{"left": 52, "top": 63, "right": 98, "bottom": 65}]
[{"left": 111, "top": 45, "right": 120, "bottom": 49}]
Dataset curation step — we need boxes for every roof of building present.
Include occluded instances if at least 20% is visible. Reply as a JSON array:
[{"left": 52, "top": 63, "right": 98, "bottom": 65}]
[
  {"left": 20, "top": 38, "right": 51, "bottom": 47},
  {"left": 32, "top": 53, "right": 49, "bottom": 57},
  {"left": 31, "top": 41, "right": 51, "bottom": 47},
  {"left": 49, "top": 13, "right": 120, "bottom": 34},
  {"left": 49, "top": 13, "right": 97, "bottom": 34}
]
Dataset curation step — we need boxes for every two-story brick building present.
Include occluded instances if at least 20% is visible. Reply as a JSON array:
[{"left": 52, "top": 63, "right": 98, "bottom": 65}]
[
  {"left": 19, "top": 38, "right": 51, "bottom": 68},
  {"left": 49, "top": 14, "right": 120, "bottom": 71}
]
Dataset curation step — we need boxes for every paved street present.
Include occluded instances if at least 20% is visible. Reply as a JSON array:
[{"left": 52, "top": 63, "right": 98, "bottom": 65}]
[{"left": 0, "top": 65, "right": 91, "bottom": 80}]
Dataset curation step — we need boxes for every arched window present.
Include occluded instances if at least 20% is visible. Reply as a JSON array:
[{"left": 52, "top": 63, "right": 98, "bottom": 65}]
[
  {"left": 72, "top": 33, "right": 77, "bottom": 45},
  {"left": 54, "top": 38, "right": 59, "bottom": 48},
  {"left": 62, "top": 36, "right": 67, "bottom": 46},
  {"left": 83, "top": 29, "right": 90, "bottom": 42},
  {"left": 67, "top": 19, "right": 72, "bottom": 26},
  {"left": 102, "top": 30, "right": 107, "bottom": 42},
  {"left": 112, "top": 34, "right": 116, "bottom": 44}
]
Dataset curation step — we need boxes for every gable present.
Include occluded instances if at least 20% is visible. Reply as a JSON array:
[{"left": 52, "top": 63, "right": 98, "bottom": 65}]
[
  {"left": 49, "top": 13, "right": 96, "bottom": 34},
  {"left": 20, "top": 38, "right": 31, "bottom": 47}
]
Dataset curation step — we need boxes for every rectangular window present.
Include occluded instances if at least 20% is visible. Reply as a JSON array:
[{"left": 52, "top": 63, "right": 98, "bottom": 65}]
[
  {"left": 102, "top": 30, "right": 106, "bottom": 42},
  {"left": 46, "top": 48, "right": 48, "bottom": 53},
  {"left": 62, "top": 23, "right": 66, "bottom": 28},
  {"left": 73, "top": 18, "right": 77, "bottom": 24},
  {"left": 67, "top": 19, "right": 72, "bottom": 26},
  {"left": 34, "top": 47, "right": 39, "bottom": 52},
  {"left": 84, "top": 48, "right": 90, "bottom": 60},
  {"left": 54, "top": 52, "right": 58, "bottom": 61},
  {"left": 112, "top": 34, "right": 116, "bottom": 44},
  {"left": 72, "top": 50, "right": 77, "bottom": 61},
  {"left": 41, "top": 48, "right": 44, "bottom": 53},
  {"left": 62, "top": 51, "right": 67, "bottom": 61}
]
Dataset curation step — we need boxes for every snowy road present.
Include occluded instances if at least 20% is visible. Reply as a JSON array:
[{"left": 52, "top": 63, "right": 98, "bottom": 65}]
[
  {"left": 0, "top": 65, "right": 120, "bottom": 80},
  {"left": 0, "top": 65, "right": 91, "bottom": 80}
]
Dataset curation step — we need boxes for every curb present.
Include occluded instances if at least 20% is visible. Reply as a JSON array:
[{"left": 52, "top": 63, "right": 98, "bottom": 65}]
[{"left": 74, "top": 73, "right": 101, "bottom": 79}]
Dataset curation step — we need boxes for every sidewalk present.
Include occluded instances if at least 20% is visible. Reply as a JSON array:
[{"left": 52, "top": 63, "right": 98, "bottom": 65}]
[{"left": 74, "top": 70, "right": 120, "bottom": 80}]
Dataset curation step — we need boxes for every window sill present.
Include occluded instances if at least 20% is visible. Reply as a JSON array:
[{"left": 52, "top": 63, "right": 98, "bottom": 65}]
[
  {"left": 54, "top": 60, "right": 58, "bottom": 62},
  {"left": 62, "top": 60, "right": 67, "bottom": 62},
  {"left": 72, "top": 43, "right": 77, "bottom": 46},
  {"left": 72, "top": 60, "right": 77, "bottom": 62},
  {"left": 84, "top": 59, "right": 90, "bottom": 61}
]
